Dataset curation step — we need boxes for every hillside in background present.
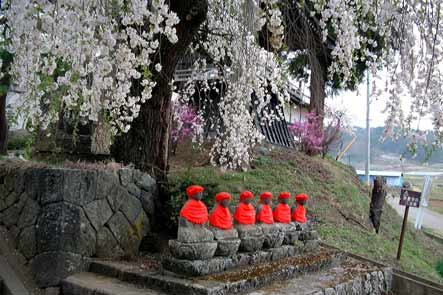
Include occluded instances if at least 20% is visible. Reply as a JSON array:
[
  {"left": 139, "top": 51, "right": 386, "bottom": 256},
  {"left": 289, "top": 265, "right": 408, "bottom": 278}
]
[
  {"left": 332, "top": 127, "right": 443, "bottom": 170},
  {"left": 168, "top": 143, "right": 443, "bottom": 283}
]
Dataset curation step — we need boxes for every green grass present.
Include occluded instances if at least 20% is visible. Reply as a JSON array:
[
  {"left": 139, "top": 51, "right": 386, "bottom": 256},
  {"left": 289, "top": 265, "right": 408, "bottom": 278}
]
[{"left": 168, "top": 148, "right": 443, "bottom": 283}]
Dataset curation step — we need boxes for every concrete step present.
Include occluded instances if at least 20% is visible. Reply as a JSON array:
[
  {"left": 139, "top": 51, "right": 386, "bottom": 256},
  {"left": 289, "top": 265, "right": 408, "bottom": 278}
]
[{"left": 62, "top": 272, "right": 167, "bottom": 295}]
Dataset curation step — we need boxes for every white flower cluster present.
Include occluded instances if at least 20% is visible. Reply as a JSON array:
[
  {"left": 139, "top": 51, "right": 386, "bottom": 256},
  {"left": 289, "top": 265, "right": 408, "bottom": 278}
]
[
  {"left": 261, "top": 0, "right": 285, "bottom": 50},
  {"left": 311, "top": 0, "right": 381, "bottom": 83},
  {"left": 4, "top": 0, "right": 179, "bottom": 134},
  {"left": 180, "top": 0, "right": 289, "bottom": 170}
]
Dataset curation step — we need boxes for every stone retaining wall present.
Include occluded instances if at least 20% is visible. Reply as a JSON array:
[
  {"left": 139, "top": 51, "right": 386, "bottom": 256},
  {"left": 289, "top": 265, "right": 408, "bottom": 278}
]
[
  {"left": 314, "top": 268, "right": 393, "bottom": 295},
  {"left": 0, "top": 165, "right": 158, "bottom": 288}
]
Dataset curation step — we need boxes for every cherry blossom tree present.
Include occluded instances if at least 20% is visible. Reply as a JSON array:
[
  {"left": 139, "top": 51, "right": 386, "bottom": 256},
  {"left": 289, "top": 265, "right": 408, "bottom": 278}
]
[{"left": 2, "top": 0, "right": 443, "bottom": 173}]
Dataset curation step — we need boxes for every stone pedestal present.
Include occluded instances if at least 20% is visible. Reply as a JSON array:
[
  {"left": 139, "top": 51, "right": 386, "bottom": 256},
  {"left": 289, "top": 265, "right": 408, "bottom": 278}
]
[
  {"left": 294, "top": 221, "right": 310, "bottom": 231},
  {"left": 275, "top": 222, "right": 299, "bottom": 245},
  {"left": 299, "top": 229, "right": 320, "bottom": 253},
  {"left": 209, "top": 226, "right": 240, "bottom": 257},
  {"left": 169, "top": 240, "right": 217, "bottom": 260},
  {"left": 169, "top": 219, "right": 217, "bottom": 260},
  {"left": 258, "top": 223, "right": 284, "bottom": 249},
  {"left": 235, "top": 224, "right": 264, "bottom": 252}
]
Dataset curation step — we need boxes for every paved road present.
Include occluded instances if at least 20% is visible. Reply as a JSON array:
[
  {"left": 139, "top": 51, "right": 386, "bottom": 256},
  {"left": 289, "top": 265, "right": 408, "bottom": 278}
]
[{"left": 387, "top": 196, "right": 443, "bottom": 236}]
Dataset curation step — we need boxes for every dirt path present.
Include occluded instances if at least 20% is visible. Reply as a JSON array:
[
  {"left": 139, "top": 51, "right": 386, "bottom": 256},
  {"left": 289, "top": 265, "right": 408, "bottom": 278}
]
[{"left": 387, "top": 196, "right": 443, "bottom": 236}]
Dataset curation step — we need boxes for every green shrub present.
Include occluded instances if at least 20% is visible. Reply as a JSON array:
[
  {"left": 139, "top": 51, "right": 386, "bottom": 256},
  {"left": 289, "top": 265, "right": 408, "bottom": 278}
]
[
  {"left": 437, "top": 260, "right": 443, "bottom": 277},
  {"left": 165, "top": 168, "right": 219, "bottom": 232},
  {"left": 7, "top": 131, "right": 31, "bottom": 151}
]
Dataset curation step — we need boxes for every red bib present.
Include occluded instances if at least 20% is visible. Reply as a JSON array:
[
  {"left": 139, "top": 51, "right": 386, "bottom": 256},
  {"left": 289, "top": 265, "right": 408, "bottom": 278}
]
[
  {"left": 292, "top": 205, "right": 307, "bottom": 223},
  {"left": 209, "top": 205, "right": 233, "bottom": 229},
  {"left": 180, "top": 199, "right": 209, "bottom": 224},
  {"left": 273, "top": 203, "right": 291, "bottom": 223},
  {"left": 257, "top": 203, "right": 274, "bottom": 224},
  {"left": 234, "top": 202, "right": 256, "bottom": 224}
]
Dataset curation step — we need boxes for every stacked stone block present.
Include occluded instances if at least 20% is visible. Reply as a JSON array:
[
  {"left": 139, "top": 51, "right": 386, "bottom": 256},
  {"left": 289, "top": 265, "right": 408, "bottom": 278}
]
[{"left": 0, "top": 166, "right": 158, "bottom": 288}]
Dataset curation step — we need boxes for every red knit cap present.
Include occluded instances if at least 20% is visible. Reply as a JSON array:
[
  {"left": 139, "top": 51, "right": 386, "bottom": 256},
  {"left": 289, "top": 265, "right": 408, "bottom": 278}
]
[
  {"left": 295, "top": 193, "right": 309, "bottom": 201},
  {"left": 279, "top": 192, "right": 291, "bottom": 199},
  {"left": 260, "top": 192, "right": 273, "bottom": 199},
  {"left": 240, "top": 190, "right": 254, "bottom": 200},
  {"left": 215, "top": 192, "right": 232, "bottom": 202},
  {"left": 186, "top": 185, "right": 204, "bottom": 198}
]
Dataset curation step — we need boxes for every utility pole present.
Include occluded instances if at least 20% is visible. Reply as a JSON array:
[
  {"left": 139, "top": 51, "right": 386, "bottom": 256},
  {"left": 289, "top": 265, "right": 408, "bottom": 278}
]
[{"left": 365, "top": 71, "right": 371, "bottom": 185}]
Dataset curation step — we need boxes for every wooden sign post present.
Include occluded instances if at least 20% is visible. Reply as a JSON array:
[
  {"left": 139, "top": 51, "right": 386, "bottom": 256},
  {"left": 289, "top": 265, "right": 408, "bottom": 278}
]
[{"left": 397, "top": 189, "right": 421, "bottom": 260}]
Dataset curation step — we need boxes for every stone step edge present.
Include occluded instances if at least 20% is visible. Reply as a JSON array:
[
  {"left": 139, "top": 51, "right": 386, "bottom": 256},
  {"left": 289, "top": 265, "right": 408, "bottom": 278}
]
[
  {"left": 62, "top": 272, "right": 163, "bottom": 295},
  {"left": 89, "top": 250, "right": 347, "bottom": 295},
  {"left": 89, "top": 262, "right": 210, "bottom": 295}
]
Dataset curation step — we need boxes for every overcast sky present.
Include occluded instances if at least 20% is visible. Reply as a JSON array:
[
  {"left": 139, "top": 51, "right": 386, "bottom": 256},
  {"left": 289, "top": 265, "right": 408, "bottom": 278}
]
[{"left": 330, "top": 78, "right": 435, "bottom": 130}]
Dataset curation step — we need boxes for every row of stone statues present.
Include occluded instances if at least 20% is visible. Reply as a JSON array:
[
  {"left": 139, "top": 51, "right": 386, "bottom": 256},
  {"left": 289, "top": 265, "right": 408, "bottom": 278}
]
[{"left": 169, "top": 185, "right": 312, "bottom": 261}]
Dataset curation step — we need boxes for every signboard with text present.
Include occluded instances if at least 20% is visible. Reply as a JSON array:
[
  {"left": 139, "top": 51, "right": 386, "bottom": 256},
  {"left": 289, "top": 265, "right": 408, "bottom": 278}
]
[{"left": 399, "top": 189, "right": 421, "bottom": 208}]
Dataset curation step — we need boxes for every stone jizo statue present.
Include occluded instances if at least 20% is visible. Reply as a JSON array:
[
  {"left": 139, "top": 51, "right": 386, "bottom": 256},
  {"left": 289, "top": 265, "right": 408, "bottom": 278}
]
[
  {"left": 292, "top": 193, "right": 309, "bottom": 223},
  {"left": 233, "top": 191, "right": 264, "bottom": 252},
  {"left": 273, "top": 192, "right": 291, "bottom": 223},
  {"left": 209, "top": 192, "right": 234, "bottom": 229},
  {"left": 169, "top": 185, "right": 217, "bottom": 260},
  {"left": 256, "top": 191, "right": 274, "bottom": 224},
  {"left": 209, "top": 192, "right": 240, "bottom": 256},
  {"left": 274, "top": 192, "right": 299, "bottom": 245},
  {"left": 234, "top": 190, "right": 256, "bottom": 225},
  {"left": 179, "top": 185, "right": 208, "bottom": 225},
  {"left": 256, "top": 192, "right": 284, "bottom": 249}
]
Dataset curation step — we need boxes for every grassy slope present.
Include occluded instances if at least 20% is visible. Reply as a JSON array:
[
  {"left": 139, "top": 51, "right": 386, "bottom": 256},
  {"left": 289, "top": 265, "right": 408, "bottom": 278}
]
[{"left": 168, "top": 145, "right": 443, "bottom": 283}]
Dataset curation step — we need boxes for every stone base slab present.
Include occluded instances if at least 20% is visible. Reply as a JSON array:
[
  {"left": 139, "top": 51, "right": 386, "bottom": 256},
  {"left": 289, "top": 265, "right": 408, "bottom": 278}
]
[{"left": 162, "top": 245, "right": 299, "bottom": 276}]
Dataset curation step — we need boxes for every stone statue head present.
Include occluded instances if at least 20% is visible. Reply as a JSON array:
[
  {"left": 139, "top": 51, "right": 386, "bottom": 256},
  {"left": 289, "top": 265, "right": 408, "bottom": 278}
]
[
  {"left": 295, "top": 193, "right": 309, "bottom": 206},
  {"left": 215, "top": 192, "right": 232, "bottom": 208},
  {"left": 297, "top": 199, "right": 307, "bottom": 206},
  {"left": 279, "top": 197, "right": 289, "bottom": 205},
  {"left": 278, "top": 192, "right": 291, "bottom": 205},
  {"left": 220, "top": 198, "right": 230, "bottom": 208},
  {"left": 186, "top": 185, "right": 204, "bottom": 201},
  {"left": 259, "top": 191, "right": 273, "bottom": 206},
  {"left": 241, "top": 197, "right": 252, "bottom": 204},
  {"left": 192, "top": 191, "right": 203, "bottom": 200},
  {"left": 239, "top": 190, "right": 254, "bottom": 205},
  {"left": 261, "top": 197, "right": 271, "bottom": 205}
]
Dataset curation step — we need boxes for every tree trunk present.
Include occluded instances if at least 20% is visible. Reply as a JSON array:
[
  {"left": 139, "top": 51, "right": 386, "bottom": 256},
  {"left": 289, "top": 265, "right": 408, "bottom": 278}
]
[
  {"left": 309, "top": 68, "right": 325, "bottom": 117},
  {"left": 308, "top": 53, "right": 328, "bottom": 119},
  {"left": 370, "top": 176, "right": 387, "bottom": 234},
  {"left": 111, "top": 0, "right": 208, "bottom": 181},
  {"left": 0, "top": 92, "right": 8, "bottom": 155}
]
